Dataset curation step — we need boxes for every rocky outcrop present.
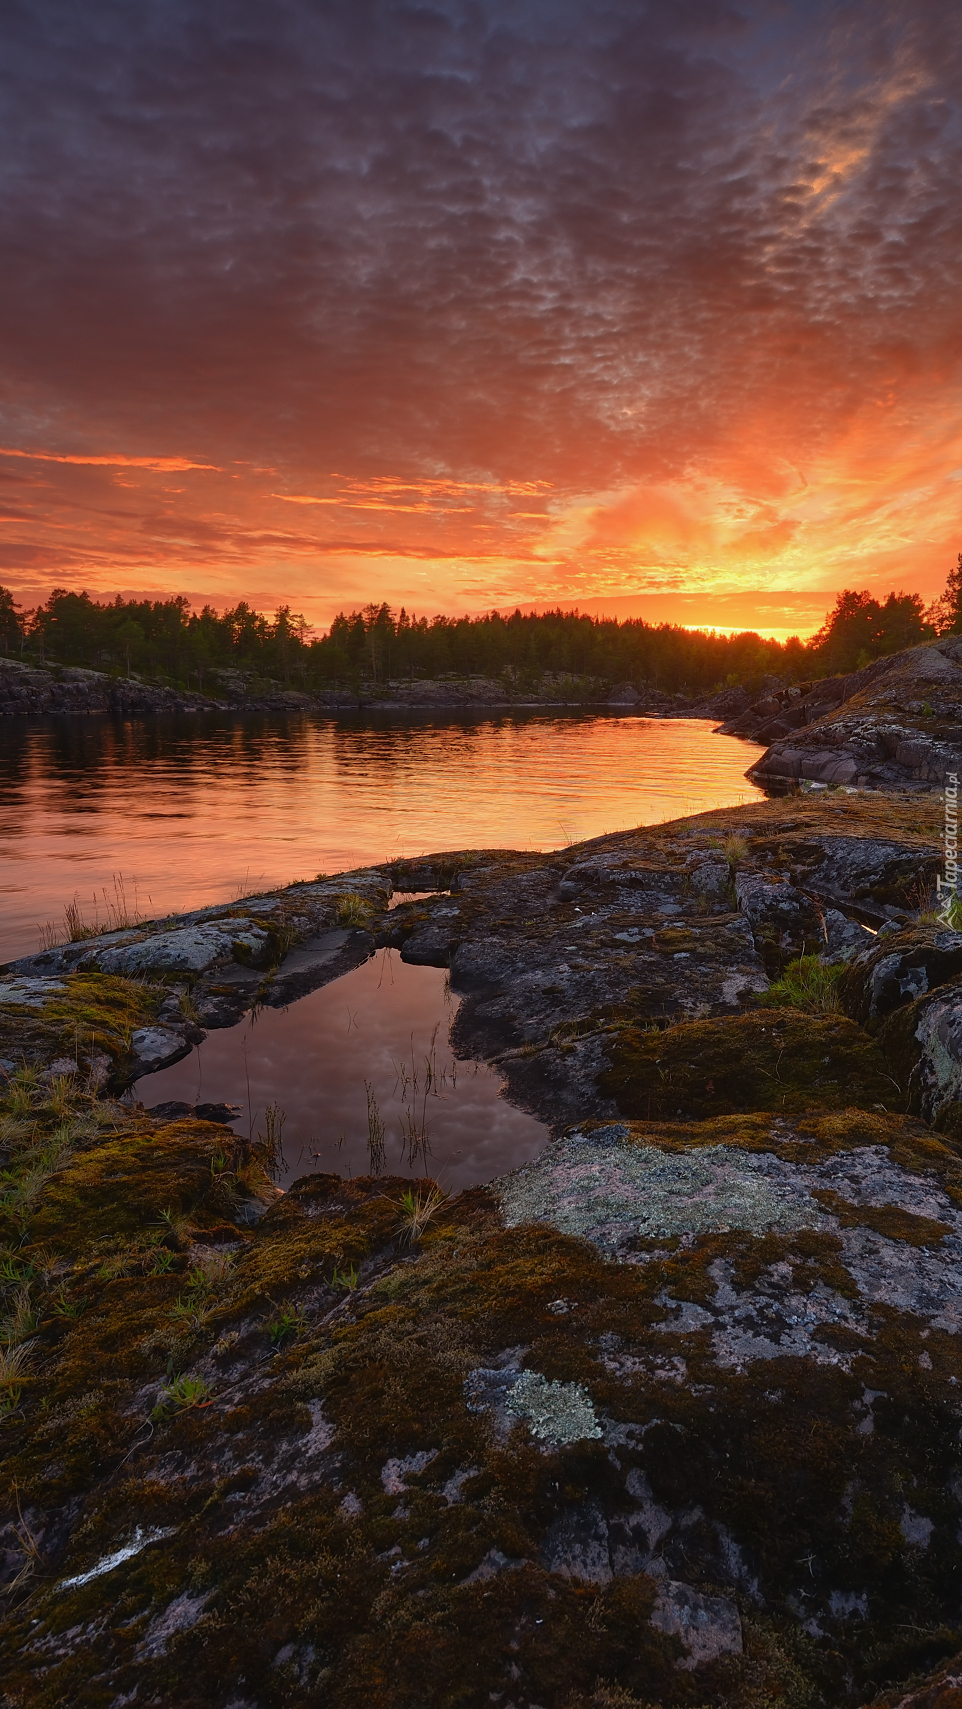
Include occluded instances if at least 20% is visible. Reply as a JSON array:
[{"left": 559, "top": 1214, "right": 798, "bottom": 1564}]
[
  {"left": 8, "top": 791, "right": 962, "bottom": 1706},
  {"left": 721, "top": 638, "right": 962, "bottom": 790},
  {"left": 0, "top": 657, "right": 714, "bottom": 718}
]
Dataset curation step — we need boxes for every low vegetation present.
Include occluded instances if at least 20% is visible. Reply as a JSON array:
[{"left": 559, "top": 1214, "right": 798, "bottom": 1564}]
[{"left": 758, "top": 955, "right": 848, "bottom": 1014}]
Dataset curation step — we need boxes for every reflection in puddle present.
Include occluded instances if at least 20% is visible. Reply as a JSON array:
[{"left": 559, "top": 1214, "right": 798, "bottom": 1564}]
[{"left": 138, "top": 949, "right": 547, "bottom": 1192}]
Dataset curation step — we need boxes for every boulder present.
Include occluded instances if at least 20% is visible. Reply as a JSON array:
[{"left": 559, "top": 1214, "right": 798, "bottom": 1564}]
[
  {"left": 842, "top": 929, "right": 962, "bottom": 1028},
  {"left": 128, "top": 1025, "right": 193, "bottom": 1076},
  {"left": 651, "top": 1581, "right": 743, "bottom": 1668},
  {"left": 95, "top": 921, "right": 270, "bottom": 976}
]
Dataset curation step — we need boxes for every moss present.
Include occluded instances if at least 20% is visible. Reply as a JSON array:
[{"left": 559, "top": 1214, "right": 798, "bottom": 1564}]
[
  {"left": 4, "top": 793, "right": 962, "bottom": 1707},
  {"left": 811, "top": 1189, "right": 951, "bottom": 1247},
  {"left": 0, "top": 972, "right": 159, "bottom": 1074},
  {"left": 26, "top": 1119, "right": 256, "bottom": 1258},
  {"left": 600, "top": 1009, "right": 903, "bottom": 1121},
  {"left": 4, "top": 1150, "right": 962, "bottom": 1706}
]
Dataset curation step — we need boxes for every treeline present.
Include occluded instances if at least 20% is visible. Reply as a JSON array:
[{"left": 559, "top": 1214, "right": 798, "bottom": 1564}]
[{"left": 0, "top": 560, "right": 958, "bottom": 695}]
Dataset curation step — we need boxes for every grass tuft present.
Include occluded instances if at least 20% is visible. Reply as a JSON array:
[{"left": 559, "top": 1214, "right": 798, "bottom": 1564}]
[
  {"left": 392, "top": 1184, "right": 450, "bottom": 1246},
  {"left": 759, "top": 955, "right": 847, "bottom": 1014},
  {"left": 335, "top": 891, "right": 373, "bottom": 928},
  {"left": 151, "top": 1373, "right": 213, "bottom": 1419}
]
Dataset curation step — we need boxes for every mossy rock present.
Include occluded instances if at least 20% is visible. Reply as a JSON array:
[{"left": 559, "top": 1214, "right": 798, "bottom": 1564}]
[
  {"left": 26, "top": 1119, "right": 256, "bottom": 1257},
  {"left": 599, "top": 1008, "right": 903, "bottom": 1120},
  {"left": 0, "top": 972, "right": 159, "bottom": 1072},
  {"left": 6, "top": 1107, "right": 962, "bottom": 1704}
]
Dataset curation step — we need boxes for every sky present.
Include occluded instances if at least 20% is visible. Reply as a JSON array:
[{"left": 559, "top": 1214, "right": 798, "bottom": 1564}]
[{"left": 1, "top": 0, "right": 960, "bottom": 640}]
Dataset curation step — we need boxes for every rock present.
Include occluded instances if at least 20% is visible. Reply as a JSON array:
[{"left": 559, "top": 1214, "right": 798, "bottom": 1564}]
[
  {"left": 688, "top": 860, "right": 729, "bottom": 900},
  {"left": 95, "top": 922, "right": 269, "bottom": 975},
  {"left": 736, "top": 637, "right": 962, "bottom": 793},
  {"left": 540, "top": 1500, "right": 612, "bottom": 1582},
  {"left": 735, "top": 870, "right": 823, "bottom": 956},
  {"left": 0, "top": 977, "right": 67, "bottom": 1007},
  {"left": 10, "top": 793, "right": 962, "bottom": 1707},
  {"left": 650, "top": 1580, "right": 743, "bottom": 1668},
  {"left": 128, "top": 1025, "right": 193, "bottom": 1076},
  {"left": 399, "top": 923, "right": 457, "bottom": 966},
  {"left": 821, "top": 907, "right": 876, "bottom": 962},
  {"left": 798, "top": 835, "right": 937, "bottom": 903},
  {"left": 842, "top": 929, "right": 962, "bottom": 1027},
  {"left": 194, "top": 1102, "right": 242, "bottom": 1125},
  {"left": 899, "top": 983, "right": 962, "bottom": 1125},
  {"left": 608, "top": 682, "right": 641, "bottom": 705},
  {"left": 495, "top": 1124, "right": 828, "bottom": 1257},
  {"left": 45, "top": 1057, "right": 78, "bottom": 1078},
  {"left": 145, "top": 1101, "right": 240, "bottom": 1125}
]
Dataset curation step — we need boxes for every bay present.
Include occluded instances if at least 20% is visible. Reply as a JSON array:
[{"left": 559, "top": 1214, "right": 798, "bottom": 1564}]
[{"left": 0, "top": 709, "right": 765, "bottom": 961}]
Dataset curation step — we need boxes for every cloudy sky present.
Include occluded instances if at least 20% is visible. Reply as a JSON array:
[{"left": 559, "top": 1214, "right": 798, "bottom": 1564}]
[{"left": 1, "top": 0, "right": 959, "bottom": 636}]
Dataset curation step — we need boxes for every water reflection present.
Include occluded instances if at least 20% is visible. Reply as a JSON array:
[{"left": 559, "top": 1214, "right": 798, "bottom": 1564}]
[
  {"left": 139, "top": 950, "right": 548, "bottom": 1192},
  {"left": 0, "top": 709, "right": 765, "bottom": 960}
]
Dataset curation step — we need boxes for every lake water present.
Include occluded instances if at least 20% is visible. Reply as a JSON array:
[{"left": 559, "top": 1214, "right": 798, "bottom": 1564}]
[
  {"left": 0, "top": 709, "right": 765, "bottom": 961},
  {"left": 0, "top": 708, "right": 766, "bottom": 1189},
  {"left": 140, "top": 948, "right": 549, "bottom": 1192}
]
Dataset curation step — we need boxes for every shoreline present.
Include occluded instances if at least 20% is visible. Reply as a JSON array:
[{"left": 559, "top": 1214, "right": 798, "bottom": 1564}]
[
  {"left": 4, "top": 766, "right": 962, "bottom": 1701},
  {"left": 0, "top": 655, "right": 746, "bottom": 721}
]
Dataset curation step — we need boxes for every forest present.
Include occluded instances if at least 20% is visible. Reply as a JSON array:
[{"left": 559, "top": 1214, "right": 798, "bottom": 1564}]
[{"left": 0, "top": 564, "right": 955, "bottom": 697}]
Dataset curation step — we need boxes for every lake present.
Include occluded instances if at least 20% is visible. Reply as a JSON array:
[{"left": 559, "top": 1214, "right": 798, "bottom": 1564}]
[{"left": 0, "top": 709, "right": 765, "bottom": 961}]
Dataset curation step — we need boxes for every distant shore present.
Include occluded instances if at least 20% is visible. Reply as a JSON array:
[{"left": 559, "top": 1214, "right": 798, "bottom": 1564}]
[{"left": 0, "top": 656, "right": 748, "bottom": 721}]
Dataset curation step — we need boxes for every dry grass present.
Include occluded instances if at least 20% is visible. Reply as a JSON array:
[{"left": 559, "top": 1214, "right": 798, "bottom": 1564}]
[
  {"left": 37, "top": 874, "right": 150, "bottom": 951},
  {"left": 335, "top": 892, "right": 373, "bottom": 928}
]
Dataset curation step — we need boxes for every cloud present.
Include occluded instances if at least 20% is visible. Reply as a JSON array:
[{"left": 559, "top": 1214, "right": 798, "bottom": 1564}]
[
  {"left": 0, "top": 448, "right": 217, "bottom": 471},
  {"left": 0, "top": 0, "right": 959, "bottom": 622}
]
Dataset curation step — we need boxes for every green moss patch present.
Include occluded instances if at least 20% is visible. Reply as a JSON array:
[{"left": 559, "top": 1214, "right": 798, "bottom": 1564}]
[
  {"left": 600, "top": 1008, "right": 903, "bottom": 1120},
  {"left": 27, "top": 1119, "right": 255, "bottom": 1258},
  {"left": 0, "top": 972, "right": 159, "bottom": 1073}
]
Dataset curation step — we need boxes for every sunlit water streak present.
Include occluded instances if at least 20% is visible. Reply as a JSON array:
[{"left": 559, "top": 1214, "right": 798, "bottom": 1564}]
[
  {"left": 0, "top": 709, "right": 765, "bottom": 960},
  {"left": 140, "top": 950, "right": 549, "bottom": 1192}
]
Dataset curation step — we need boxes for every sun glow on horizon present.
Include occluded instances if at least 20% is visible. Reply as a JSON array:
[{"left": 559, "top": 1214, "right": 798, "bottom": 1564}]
[{"left": 0, "top": 4, "right": 958, "bottom": 628}]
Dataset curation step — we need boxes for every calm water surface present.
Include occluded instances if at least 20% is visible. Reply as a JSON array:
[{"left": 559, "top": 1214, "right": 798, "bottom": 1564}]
[
  {"left": 141, "top": 949, "right": 548, "bottom": 1192},
  {"left": 0, "top": 710, "right": 764, "bottom": 960}
]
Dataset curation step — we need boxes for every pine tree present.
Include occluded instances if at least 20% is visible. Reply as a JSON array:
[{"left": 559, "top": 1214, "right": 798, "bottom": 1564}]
[{"left": 927, "top": 553, "right": 962, "bottom": 635}]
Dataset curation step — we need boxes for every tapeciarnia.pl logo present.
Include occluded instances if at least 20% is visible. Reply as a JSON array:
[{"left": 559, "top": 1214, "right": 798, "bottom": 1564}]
[{"left": 938, "top": 772, "right": 959, "bottom": 922}]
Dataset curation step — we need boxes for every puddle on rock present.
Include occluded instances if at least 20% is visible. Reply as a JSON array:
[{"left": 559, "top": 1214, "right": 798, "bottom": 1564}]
[{"left": 137, "top": 948, "right": 548, "bottom": 1191}]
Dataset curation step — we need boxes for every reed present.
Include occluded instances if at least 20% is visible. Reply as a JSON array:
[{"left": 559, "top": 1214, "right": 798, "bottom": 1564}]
[{"left": 365, "top": 1082, "right": 386, "bottom": 1176}]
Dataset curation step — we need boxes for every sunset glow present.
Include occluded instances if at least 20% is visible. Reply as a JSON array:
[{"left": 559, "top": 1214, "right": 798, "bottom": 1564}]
[{"left": 1, "top": 2, "right": 960, "bottom": 633}]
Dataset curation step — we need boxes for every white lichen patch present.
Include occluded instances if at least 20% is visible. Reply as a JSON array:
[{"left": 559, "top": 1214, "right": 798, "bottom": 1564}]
[
  {"left": 504, "top": 1370, "right": 602, "bottom": 1444},
  {"left": 495, "top": 1127, "right": 824, "bottom": 1255},
  {"left": 59, "top": 1525, "right": 174, "bottom": 1589},
  {"left": 0, "top": 977, "right": 67, "bottom": 1009}
]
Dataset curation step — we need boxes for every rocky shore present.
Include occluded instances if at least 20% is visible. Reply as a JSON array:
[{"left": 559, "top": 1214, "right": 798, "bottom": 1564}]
[
  {"left": 0, "top": 655, "right": 748, "bottom": 720},
  {"left": 5, "top": 788, "right": 962, "bottom": 1704},
  {"left": 722, "top": 636, "right": 962, "bottom": 792}
]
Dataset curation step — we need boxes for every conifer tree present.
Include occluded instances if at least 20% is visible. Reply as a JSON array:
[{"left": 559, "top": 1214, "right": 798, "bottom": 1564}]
[{"left": 927, "top": 553, "right": 962, "bottom": 635}]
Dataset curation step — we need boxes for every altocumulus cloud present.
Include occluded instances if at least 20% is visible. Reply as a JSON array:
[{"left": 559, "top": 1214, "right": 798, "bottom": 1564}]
[{"left": 0, "top": 0, "right": 960, "bottom": 610}]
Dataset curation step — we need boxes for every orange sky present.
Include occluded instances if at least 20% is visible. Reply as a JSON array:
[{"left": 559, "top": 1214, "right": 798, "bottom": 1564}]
[{"left": 1, "top": 1, "right": 959, "bottom": 640}]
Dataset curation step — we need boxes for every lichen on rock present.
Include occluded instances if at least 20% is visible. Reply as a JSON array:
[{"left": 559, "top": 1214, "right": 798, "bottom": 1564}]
[{"left": 6, "top": 789, "right": 962, "bottom": 1707}]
